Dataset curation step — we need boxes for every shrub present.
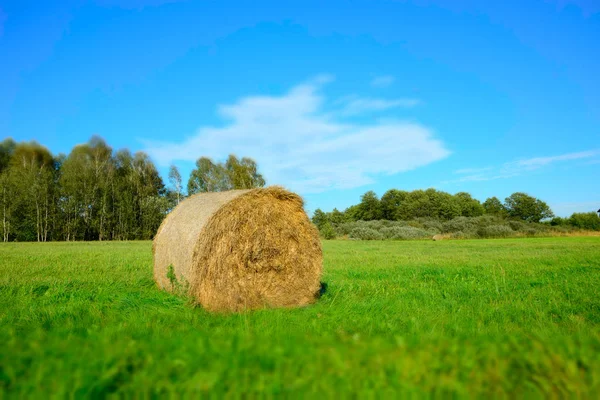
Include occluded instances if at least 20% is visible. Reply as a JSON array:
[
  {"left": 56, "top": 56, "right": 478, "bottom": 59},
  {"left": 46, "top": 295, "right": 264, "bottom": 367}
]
[
  {"left": 442, "top": 217, "right": 478, "bottom": 234},
  {"left": 451, "top": 231, "right": 468, "bottom": 239},
  {"left": 569, "top": 212, "right": 600, "bottom": 231},
  {"left": 336, "top": 222, "right": 357, "bottom": 236},
  {"left": 477, "top": 225, "right": 514, "bottom": 238},
  {"left": 508, "top": 220, "right": 528, "bottom": 231},
  {"left": 380, "top": 226, "right": 433, "bottom": 240},
  {"left": 550, "top": 217, "right": 567, "bottom": 226},
  {"left": 349, "top": 227, "right": 384, "bottom": 240},
  {"left": 319, "top": 222, "right": 337, "bottom": 240},
  {"left": 416, "top": 218, "right": 443, "bottom": 233}
]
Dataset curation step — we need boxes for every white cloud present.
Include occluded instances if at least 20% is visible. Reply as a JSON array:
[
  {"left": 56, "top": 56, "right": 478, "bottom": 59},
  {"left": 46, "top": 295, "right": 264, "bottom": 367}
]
[
  {"left": 371, "top": 75, "right": 395, "bottom": 88},
  {"left": 337, "top": 96, "right": 420, "bottom": 116},
  {"left": 446, "top": 149, "right": 600, "bottom": 184},
  {"left": 143, "top": 77, "right": 449, "bottom": 193},
  {"left": 508, "top": 150, "right": 600, "bottom": 170}
]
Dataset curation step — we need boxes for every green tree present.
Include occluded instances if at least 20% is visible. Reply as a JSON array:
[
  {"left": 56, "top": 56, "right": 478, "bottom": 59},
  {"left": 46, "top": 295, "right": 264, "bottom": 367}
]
[
  {"left": 0, "top": 138, "right": 16, "bottom": 173},
  {"left": 188, "top": 155, "right": 265, "bottom": 194},
  {"left": 483, "top": 197, "right": 507, "bottom": 216},
  {"left": 0, "top": 172, "right": 14, "bottom": 242},
  {"left": 380, "top": 189, "right": 408, "bottom": 220},
  {"left": 312, "top": 208, "right": 329, "bottom": 229},
  {"left": 319, "top": 221, "right": 337, "bottom": 240},
  {"left": 344, "top": 204, "right": 361, "bottom": 222},
  {"left": 504, "top": 192, "right": 554, "bottom": 222},
  {"left": 329, "top": 208, "right": 349, "bottom": 224},
  {"left": 168, "top": 164, "right": 183, "bottom": 205},
  {"left": 225, "top": 155, "right": 265, "bottom": 189},
  {"left": 0, "top": 139, "right": 17, "bottom": 241},
  {"left": 568, "top": 212, "right": 600, "bottom": 231},
  {"left": 397, "top": 190, "right": 432, "bottom": 220},
  {"left": 59, "top": 137, "right": 114, "bottom": 241},
  {"left": 356, "top": 191, "right": 382, "bottom": 221},
  {"left": 7, "top": 142, "right": 56, "bottom": 241},
  {"left": 131, "top": 151, "right": 167, "bottom": 239},
  {"left": 427, "top": 189, "right": 461, "bottom": 220},
  {"left": 454, "top": 192, "right": 484, "bottom": 217}
]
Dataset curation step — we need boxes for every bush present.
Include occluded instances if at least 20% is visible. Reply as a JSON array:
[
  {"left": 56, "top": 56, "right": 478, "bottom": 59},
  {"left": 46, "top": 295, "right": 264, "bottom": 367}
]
[
  {"left": 550, "top": 217, "right": 567, "bottom": 226},
  {"left": 442, "top": 217, "right": 478, "bottom": 234},
  {"left": 319, "top": 222, "right": 337, "bottom": 240},
  {"left": 336, "top": 222, "right": 357, "bottom": 236},
  {"left": 451, "top": 231, "right": 469, "bottom": 239},
  {"left": 477, "top": 225, "right": 514, "bottom": 238},
  {"left": 416, "top": 218, "right": 443, "bottom": 233},
  {"left": 508, "top": 220, "right": 528, "bottom": 231},
  {"left": 569, "top": 212, "right": 600, "bottom": 231},
  {"left": 523, "top": 227, "right": 538, "bottom": 236},
  {"left": 380, "top": 226, "right": 433, "bottom": 240},
  {"left": 349, "top": 227, "right": 384, "bottom": 240}
]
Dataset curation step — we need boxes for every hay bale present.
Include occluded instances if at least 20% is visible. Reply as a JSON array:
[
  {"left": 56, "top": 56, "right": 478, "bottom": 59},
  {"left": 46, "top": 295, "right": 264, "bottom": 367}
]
[{"left": 153, "top": 186, "right": 322, "bottom": 312}]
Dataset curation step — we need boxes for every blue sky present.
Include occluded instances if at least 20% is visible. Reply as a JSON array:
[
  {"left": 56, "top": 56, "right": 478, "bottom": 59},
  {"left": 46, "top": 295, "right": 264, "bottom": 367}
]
[{"left": 1, "top": 0, "right": 599, "bottom": 216}]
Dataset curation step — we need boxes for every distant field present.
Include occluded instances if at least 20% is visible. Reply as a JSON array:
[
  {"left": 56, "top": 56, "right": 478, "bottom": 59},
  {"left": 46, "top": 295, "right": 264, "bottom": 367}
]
[{"left": 1, "top": 238, "right": 600, "bottom": 397}]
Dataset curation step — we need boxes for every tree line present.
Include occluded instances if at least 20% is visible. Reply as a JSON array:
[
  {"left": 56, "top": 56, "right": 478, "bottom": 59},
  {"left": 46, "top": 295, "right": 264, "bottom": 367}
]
[
  {"left": 0, "top": 136, "right": 264, "bottom": 242},
  {"left": 312, "top": 189, "right": 600, "bottom": 235}
]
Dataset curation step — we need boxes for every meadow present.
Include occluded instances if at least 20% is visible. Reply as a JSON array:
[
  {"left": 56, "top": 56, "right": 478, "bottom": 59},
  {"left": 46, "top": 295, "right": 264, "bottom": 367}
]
[{"left": 1, "top": 237, "right": 600, "bottom": 397}]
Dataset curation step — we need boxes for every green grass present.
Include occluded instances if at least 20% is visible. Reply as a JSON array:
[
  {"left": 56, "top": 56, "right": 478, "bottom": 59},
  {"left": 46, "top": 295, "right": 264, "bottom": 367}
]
[{"left": 1, "top": 238, "right": 600, "bottom": 397}]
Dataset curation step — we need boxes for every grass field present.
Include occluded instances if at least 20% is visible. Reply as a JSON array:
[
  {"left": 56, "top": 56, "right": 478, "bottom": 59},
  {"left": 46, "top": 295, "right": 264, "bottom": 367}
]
[{"left": 2, "top": 238, "right": 600, "bottom": 397}]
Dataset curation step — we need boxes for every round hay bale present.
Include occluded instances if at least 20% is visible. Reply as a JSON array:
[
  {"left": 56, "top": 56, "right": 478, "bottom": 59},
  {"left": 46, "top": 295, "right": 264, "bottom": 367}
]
[{"left": 153, "top": 186, "right": 322, "bottom": 312}]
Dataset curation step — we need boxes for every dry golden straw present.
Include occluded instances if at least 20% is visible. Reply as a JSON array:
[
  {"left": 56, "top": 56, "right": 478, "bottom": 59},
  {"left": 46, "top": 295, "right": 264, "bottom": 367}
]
[{"left": 153, "top": 186, "right": 322, "bottom": 312}]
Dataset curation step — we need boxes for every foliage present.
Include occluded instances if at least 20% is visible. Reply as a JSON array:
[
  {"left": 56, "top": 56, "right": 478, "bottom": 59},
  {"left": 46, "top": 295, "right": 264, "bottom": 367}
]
[
  {"left": 0, "top": 136, "right": 170, "bottom": 241},
  {"left": 168, "top": 165, "right": 183, "bottom": 206},
  {"left": 380, "top": 226, "right": 433, "bottom": 240},
  {"left": 549, "top": 216, "right": 567, "bottom": 226},
  {"left": 319, "top": 221, "right": 337, "bottom": 240},
  {"left": 354, "top": 191, "right": 382, "bottom": 221},
  {"left": 187, "top": 155, "right": 265, "bottom": 194},
  {"left": 333, "top": 214, "right": 581, "bottom": 241},
  {"left": 477, "top": 224, "right": 514, "bottom": 238},
  {"left": 349, "top": 226, "right": 384, "bottom": 240},
  {"left": 380, "top": 189, "right": 408, "bottom": 220},
  {"left": 311, "top": 208, "right": 329, "bottom": 230},
  {"left": 482, "top": 196, "right": 506, "bottom": 216},
  {"left": 505, "top": 192, "right": 554, "bottom": 222},
  {"left": 0, "top": 137, "right": 270, "bottom": 242},
  {"left": 454, "top": 192, "right": 485, "bottom": 217},
  {"left": 2, "top": 239, "right": 600, "bottom": 397},
  {"left": 569, "top": 212, "right": 600, "bottom": 231},
  {"left": 442, "top": 216, "right": 479, "bottom": 234}
]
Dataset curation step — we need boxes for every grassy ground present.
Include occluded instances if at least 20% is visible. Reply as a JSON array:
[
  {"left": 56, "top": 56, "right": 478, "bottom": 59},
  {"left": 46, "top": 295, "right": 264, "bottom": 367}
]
[{"left": 1, "top": 237, "right": 600, "bottom": 397}]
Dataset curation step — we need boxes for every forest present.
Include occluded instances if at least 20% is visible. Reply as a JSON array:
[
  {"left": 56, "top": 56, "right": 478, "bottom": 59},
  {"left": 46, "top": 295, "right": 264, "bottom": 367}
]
[{"left": 0, "top": 136, "right": 263, "bottom": 242}]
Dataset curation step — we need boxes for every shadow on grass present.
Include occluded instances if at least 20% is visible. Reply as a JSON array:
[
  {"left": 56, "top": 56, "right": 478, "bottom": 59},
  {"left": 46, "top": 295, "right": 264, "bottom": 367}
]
[{"left": 318, "top": 281, "right": 328, "bottom": 298}]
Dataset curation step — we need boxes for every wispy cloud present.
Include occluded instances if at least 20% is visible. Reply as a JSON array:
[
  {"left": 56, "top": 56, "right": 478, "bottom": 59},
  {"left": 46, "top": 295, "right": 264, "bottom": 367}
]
[
  {"left": 337, "top": 96, "right": 420, "bottom": 116},
  {"left": 143, "top": 76, "right": 449, "bottom": 193},
  {"left": 446, "top": 149, "right": 600, "bottom": 184},
  {"left": 371, "top": 75, "right": 395, "bottom": 88},
  {"left": 508, "top": 150, "right": 600, "bottom": 169}
]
